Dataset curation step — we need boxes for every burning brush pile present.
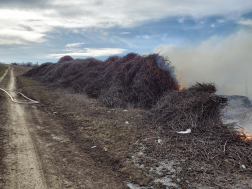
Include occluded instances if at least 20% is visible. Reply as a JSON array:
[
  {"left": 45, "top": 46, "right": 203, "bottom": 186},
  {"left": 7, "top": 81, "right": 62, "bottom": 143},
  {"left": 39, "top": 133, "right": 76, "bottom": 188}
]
[
  {"left": 24, "top": 53, "right": 178, "bottom": 108},
  {"left": 145, "top": 82, "right": 252, "bottom": 186},
  {"left": 25, "top": 53, "right": 252, "bottom": 186}
]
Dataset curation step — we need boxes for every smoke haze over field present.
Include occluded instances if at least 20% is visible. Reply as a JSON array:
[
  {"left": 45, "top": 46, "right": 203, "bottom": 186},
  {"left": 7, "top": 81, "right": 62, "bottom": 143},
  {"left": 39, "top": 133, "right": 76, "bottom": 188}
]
[{"left": 154, "top": 29, "right": 252, "bottom": 99}]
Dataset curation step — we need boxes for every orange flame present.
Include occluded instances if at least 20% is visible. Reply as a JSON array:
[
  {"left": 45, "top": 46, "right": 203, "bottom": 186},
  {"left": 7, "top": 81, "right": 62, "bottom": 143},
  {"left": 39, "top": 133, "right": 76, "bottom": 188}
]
[
  {"left": 237, "top": 128, "right": 252, "bottom": 142},
  {"left": 179, "top": 71, "right": 184, "bottom": 91}
]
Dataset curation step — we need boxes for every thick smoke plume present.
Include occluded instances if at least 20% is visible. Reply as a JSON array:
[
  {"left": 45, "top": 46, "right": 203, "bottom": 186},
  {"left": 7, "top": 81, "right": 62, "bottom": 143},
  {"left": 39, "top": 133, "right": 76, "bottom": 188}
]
[{"left": 154, "top": 30, "right": 252, "bottom": 100}]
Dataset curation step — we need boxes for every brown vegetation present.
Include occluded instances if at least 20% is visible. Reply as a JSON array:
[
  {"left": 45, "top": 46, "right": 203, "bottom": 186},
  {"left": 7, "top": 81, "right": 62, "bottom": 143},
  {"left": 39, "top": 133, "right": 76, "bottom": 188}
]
[
  {"left": 146, "top": 83, "right": 226, "bottom": 131},
  {"left": 0, "top": 64, "right": 8, "bottom": 78},
  {"left": 24, "top": 53, "right": 178, "bottom": 109},
  {"left": 23, "top": 54, "right": 252, "bottom": 188},
  {"left": 0, "top": 91, "right": 6, "bottom": 176},
  {"left": 0, "top": 65, "right": 8, "bottom": 185}
]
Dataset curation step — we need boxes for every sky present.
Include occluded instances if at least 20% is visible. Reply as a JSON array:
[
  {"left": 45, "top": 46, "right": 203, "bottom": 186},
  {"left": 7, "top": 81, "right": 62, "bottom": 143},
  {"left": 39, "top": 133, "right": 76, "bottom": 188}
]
[{"left": 1, "top": 0, "right": 252, "bottom": 98}]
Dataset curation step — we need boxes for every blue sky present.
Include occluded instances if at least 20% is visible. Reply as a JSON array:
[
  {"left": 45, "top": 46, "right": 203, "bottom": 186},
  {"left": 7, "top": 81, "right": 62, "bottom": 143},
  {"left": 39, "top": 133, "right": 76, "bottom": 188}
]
[
  {"left": 1, "top": 0, "right": 252, "bottom": 97},
  {"left": 0, "top": 0, "right": 251, "bottom": 63}
]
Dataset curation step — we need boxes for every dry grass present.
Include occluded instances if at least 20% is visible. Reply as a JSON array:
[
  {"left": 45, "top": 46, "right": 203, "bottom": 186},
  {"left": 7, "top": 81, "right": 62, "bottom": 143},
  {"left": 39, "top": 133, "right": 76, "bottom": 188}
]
[
  {"left": 0, "top": 64, "right": 8, "bottom": 78},
  {"left": 17, "top": 74, "right": 144, "bottom": 148},
  {"left": 0, "top": 65, "right": 8, "bottom": 185}
]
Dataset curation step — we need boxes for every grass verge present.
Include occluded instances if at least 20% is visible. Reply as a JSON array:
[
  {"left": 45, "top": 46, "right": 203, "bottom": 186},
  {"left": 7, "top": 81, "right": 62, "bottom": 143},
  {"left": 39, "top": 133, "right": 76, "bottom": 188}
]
[
  {"left": 0, "top": 64, "right": 8, "bottom": 78},
  {"left": 17, "top": 75, "right": 144, "bottom": 148},
  {"left": 16, "top": 75, "right": 155, "bottom": 186},
  {"left": 0, "top": 88, "right": 7, "bottom": 185}
]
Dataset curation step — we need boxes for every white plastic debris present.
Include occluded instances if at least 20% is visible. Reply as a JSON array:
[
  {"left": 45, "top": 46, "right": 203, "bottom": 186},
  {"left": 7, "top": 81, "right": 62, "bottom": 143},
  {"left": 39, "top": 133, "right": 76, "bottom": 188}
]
[
  {"left": 91, "top": 146, "right": 97, "bottom": 148},
  {"left": 125, "top": 121, "right": 129, "bottom": 124},
  {"left": 123, "top": 110, "right": 128, "bottom": 112},
  {"left": 158, "top": 139, "right": 162, "bottom": 143},
  {"left": 242, "top": 165, "right": 246, "bottom": 169},
  {"left": 177, "top": 129, "right": 191, "bottom": 134}
]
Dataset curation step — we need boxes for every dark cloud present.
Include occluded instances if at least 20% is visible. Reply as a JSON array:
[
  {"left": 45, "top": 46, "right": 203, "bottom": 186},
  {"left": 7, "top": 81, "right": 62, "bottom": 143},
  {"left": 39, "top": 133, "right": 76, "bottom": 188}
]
[
  {"left": 18, "top": 24, "right": 34, "bottom": 31},
  {"left": 0, "top": 0, "right": 50, "bottom": 9},
  {"left": 55, "top": 6, "right": 95, "bottom": 18},
  {"left": 241, "top": 11, "right": 252, "bottom": 19},
  {"left": 93, "top": 1, "right": 103, "bottom": 6}
]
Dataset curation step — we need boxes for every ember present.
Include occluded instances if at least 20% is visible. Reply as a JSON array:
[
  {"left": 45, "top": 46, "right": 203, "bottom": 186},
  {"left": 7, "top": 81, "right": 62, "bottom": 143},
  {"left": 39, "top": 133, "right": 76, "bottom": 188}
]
[
  {"left": 237, "top": 128, "right": 252, "bottom": 142},
  {"left": 179, "top": 71, "right": 184, "bottom": 91}
]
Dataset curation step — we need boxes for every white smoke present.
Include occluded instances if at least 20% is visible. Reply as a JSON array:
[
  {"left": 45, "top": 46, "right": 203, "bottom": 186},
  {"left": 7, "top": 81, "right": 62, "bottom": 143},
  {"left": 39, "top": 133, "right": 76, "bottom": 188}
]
[{"left": 154, "top": 29, "right": 252, "bottom": 99}]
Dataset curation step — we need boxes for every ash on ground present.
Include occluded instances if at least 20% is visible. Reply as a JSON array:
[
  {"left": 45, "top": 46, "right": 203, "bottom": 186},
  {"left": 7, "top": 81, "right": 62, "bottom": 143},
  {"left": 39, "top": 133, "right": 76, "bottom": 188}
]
[
  {"left": 221, "top": 95, "right": 252, "bottom": 132},
  {"left": 124, "top": 139, "right": 180, "bottom": 189}
]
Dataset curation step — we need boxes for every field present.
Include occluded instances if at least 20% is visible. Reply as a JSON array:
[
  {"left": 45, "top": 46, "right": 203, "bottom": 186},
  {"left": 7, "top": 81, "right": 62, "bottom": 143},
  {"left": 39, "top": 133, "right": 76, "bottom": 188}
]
[
  {"left": 0, "top": 55, "right": 251, "bottom": 188},
  {"left": 21, "top": 54, "right": 252, "bottom": 188}
]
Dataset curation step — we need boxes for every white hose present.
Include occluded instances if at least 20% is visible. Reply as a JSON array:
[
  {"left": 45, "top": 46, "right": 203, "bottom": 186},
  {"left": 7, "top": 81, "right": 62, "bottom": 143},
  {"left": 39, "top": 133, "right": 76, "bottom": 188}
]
[{"left": 0, "top": 88, "right": 39, "bottom": 104}]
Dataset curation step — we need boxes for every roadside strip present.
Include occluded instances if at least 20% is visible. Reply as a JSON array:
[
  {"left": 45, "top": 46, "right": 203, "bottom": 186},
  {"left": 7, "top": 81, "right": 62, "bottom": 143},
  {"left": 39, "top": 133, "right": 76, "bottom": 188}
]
[{"left": 0, "top": 66, "right": 9, "bottom": 83}]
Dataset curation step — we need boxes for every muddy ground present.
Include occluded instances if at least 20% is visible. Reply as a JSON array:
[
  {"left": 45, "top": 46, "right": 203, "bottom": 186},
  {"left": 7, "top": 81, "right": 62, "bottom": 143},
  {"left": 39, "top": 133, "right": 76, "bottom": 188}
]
[{"left": 0, "top": 65, "right": 252, "bottom": 189}]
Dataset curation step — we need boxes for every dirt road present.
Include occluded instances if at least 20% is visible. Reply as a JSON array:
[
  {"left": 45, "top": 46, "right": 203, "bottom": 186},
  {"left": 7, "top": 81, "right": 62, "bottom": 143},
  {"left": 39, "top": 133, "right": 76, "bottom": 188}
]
[{"left": 2, "top": 67, "right": 48, "bottom": 188}]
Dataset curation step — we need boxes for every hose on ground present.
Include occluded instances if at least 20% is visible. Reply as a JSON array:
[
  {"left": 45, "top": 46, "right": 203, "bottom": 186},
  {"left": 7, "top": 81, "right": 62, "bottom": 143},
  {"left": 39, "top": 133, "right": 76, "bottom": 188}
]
[{"left": 0, "top": 88, "right": 39, "bottom": 104}]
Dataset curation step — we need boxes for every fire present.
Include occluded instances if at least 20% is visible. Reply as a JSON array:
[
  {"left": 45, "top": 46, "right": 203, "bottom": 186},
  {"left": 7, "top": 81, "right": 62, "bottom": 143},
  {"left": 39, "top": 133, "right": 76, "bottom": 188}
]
[
  {"left": 237, "top": 128, "right": 252, "bottom": 142},
  {"left": 179, "top": 71, "right": 184, "bottom": 91}
]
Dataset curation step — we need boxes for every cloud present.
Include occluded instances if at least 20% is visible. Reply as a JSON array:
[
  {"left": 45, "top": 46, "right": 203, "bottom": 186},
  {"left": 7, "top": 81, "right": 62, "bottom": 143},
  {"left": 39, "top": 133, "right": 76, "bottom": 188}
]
[
  {"left": 0, "top": 9, "right": 52, "bottom": 45},
  {"left": 217, "top": 19, "right": 226, "bottom": 23},
  {"left": 65, "top": 42, "right": 85, "bottom": 48},
  {"left": 0, "top": 0, "right": 252, "bottom": 46},
  {"left": 47, "top": 1, "right": 252, "bottom": 30},
  {"left": 119, "top": 32, "right": 131, "bottom": 34},
  {"left": 238, "top": 19, "right": 252, "bottom": 26},
  {"left": 0, "top": 0, "right": 50, "bottom": 9},
  {"left": 64, "top": 42, "right": 86, "bottom": 53},
  {"left": 136, "top": 35, "right": 159, "bottom": 39},
  {"left": 178, "top": 17, "right": 185, "bottom": 23},
  {"left": 48, "top": 48, "right": 127, "bottom": 58},
  {"left": 154, "top": 29, "right": 252, "bottom": 99},
  {"left": 0, "top": 29, "right": 45, "bottom": 45}
]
